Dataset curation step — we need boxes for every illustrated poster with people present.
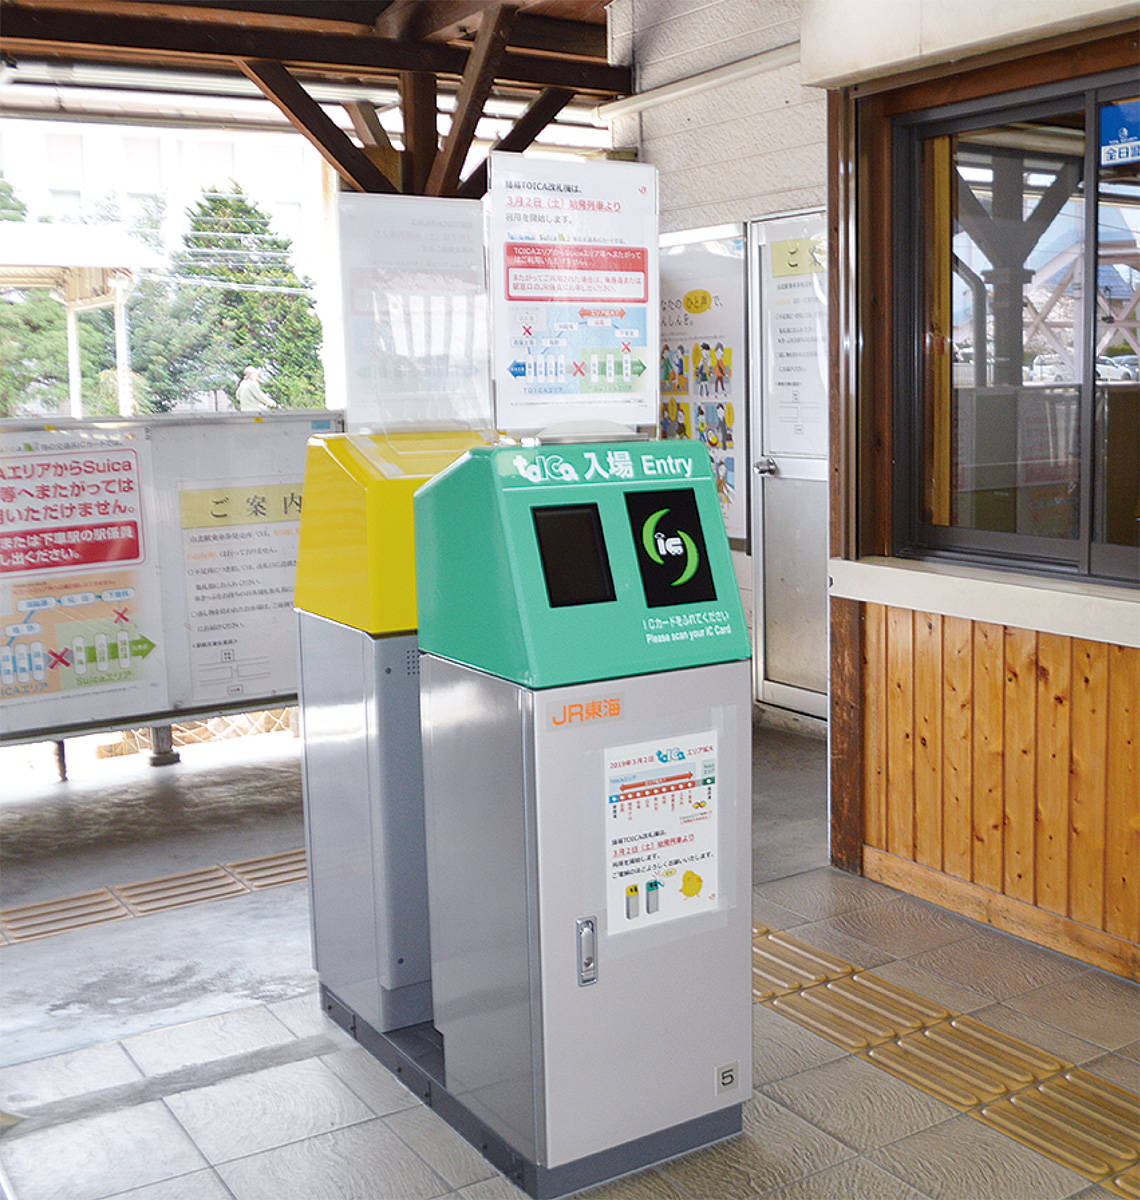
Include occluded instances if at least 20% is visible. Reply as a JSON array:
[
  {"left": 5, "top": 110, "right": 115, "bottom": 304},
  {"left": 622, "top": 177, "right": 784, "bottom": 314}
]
[{"left": 658, "top": 227, "right": 747, "bottom": 542}]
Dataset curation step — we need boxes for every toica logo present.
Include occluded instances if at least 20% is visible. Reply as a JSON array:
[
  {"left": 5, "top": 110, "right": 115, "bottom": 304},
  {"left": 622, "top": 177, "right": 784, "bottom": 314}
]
[{"left": 641, "top": 508, "right": 700, "bottom": 587}]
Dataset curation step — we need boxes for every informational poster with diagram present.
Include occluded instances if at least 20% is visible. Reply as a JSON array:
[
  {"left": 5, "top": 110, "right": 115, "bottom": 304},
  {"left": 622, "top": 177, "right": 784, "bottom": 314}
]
[
  {"left": 0, "top": 427, "right": 168, "bottom": 735},
  {"left": 489, "top": 152, "right": 659, "bottom": 431},
  {"left": 605, "top": 730, "right": 719, "bottom": 931},
  {"left": 180, "top": 479, "right": 302, "bottom": 705},
  {"left": 659, "top": 226, "right": 748, "bottom": 542},
  {"left": 759, "top": 213, "right": 828, "bottom": 459}
]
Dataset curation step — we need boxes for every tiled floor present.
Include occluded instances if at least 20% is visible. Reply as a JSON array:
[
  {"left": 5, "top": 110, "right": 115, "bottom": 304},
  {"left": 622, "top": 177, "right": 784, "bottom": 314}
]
[{"left": 0, "top": 724, "right": 1136, "bottom": 1200}]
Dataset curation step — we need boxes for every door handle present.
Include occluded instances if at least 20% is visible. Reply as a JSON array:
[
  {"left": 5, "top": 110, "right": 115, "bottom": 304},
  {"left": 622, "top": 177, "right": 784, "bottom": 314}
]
[{"left": 753, "top": 458, "right": 778, "bottom": 475}]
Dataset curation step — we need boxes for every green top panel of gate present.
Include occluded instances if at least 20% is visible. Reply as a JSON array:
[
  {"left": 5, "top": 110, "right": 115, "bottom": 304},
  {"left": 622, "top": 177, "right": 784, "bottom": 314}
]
[{"left": 414, "top": 441, "right": 749, "bottom": 689}]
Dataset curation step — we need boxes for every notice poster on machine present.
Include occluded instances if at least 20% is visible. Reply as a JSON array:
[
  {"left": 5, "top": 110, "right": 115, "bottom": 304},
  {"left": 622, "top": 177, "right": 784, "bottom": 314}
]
[
  {"left": 489, "top": 152, "right": 659, "bottom": 432},
  {"left": 180, "top": 479, "right": 302, "bottom": 705},
  {"left": 605, "top": 730, "right": 719, "bottom": 931},
  {"left": 0, "top": 426, "right": 167, "bottom": 734},
  {"left": 658, "top": 226, "right": 748, "bottom": 542},
  {"left": 759, "top": 212, "right": 828, "bottom": 459}
]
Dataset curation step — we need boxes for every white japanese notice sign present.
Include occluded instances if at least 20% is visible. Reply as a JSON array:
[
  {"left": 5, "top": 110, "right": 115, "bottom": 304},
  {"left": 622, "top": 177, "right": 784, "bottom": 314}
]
[
  {"left": 179, "top": 479, "right": 302, "bottom": 706},
  {"left": 489, "top": 152, "right": 659, "bottom": 432},
  {"left": 0, "top": 425, "right": 168, "bottom": 735},
  {"left": 605, "top": 730, "right": 719, "bottom": 931},
  {"left": 758, "top": 212, "right": 828, "bottom": 458}
]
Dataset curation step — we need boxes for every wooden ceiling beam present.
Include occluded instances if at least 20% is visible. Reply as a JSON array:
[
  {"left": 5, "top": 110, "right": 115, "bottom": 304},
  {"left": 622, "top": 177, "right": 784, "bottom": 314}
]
[
  {"left": 238, "top": 58, "right": 397, "bottom": 192},
  {"left": 425, "top": 2, "right": 517, "bottom": 197},
  {"left": 374, "top": 2, "right": 485, "bottom": 43},
  {"left": 399, "top": 69, "right": 437, "bottom": 194},
  {"left": 0, "top": 6, "right": 630, "bottom": 94},
  {"left": 457, "top": 85, "right": 573, "bottom": 199}
]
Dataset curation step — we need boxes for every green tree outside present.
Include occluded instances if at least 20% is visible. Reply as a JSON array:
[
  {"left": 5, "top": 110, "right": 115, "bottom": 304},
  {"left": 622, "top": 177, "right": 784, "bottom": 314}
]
[{"left": 176, "top": 185, "right": 325, "bottom": 408}]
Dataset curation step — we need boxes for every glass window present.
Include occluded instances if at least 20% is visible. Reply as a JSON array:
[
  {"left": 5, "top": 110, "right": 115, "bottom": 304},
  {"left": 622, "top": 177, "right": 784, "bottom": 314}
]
[{"left": 897, "top": 79, "right": 1139, "bottom": 582}]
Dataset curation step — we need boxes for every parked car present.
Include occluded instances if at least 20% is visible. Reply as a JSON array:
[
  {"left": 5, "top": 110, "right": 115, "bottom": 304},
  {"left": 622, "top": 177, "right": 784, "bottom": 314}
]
[
  {"left": 1113, "top": 355, "right": 1138, "bottom": 381},
  {"left": 1096, "top": 356, "right": 1132, "bottom": 380}
]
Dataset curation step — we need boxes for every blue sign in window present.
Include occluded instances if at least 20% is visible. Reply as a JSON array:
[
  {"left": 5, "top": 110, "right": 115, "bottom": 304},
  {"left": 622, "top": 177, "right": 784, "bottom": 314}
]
[{"left": 1101, "top": 99, "right": 1139, "bottom": 167}]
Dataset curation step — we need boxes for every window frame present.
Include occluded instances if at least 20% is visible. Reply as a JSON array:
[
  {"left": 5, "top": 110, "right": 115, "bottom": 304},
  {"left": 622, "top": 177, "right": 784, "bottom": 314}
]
[{"left": 889, "top": 69, "right": 1138, "bottom": 584}]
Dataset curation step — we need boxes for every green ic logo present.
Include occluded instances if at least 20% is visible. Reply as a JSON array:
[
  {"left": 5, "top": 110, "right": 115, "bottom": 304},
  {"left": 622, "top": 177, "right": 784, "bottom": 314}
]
[{"left": 642, "top": 508, "right": 700, "bottom": 587}]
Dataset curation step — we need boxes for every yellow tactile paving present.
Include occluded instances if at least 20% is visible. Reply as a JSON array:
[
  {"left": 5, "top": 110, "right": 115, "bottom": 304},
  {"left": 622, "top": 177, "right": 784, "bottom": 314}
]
[
  {"left": 771, "top": 970, "right": 951, "bottom": 1050},
  {"left": 225, "top": 848, "right": 308, "bottom": 890},
  {"left": 866, "top": 1016, "right": 1069, "bottom": 1110},
  {"left": 112, "top": 866, "right": 249, "bottom": 914},
  {"left": 0, "top": 888, "right": 132, "bottom": 943},
  {"left": 751, "top": 923, "right": 856, "bottom": 1000},
  {"left": 755, "top": 925, "right": 1139, "bottom": 1196}
]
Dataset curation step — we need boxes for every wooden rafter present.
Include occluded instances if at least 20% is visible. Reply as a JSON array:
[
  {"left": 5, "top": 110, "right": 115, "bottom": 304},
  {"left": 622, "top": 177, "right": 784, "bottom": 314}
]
[
  {"left": 238, "top": 59, "right": 396, "bottom": 192},
  {"left": 374, "top": 2, "right": 487, "bottom": 42},
  {"left": 425, "top": 2, "right": 518, "bottom": 197},
  {"left": 457, "top": 86, "right": 574, "bottom": 199},
  {"left": 0, "top": 5, "right": 629, "bottom": 95},
  {"left": 400, "top": 70, "right": 438, "bottom": 194}
]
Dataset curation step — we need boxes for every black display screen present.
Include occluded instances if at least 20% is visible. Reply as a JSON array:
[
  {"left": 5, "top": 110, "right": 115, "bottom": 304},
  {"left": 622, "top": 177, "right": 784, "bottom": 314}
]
[
  {"left": 624, "top": 488, "right": 717, "bottom": 608},
  {"left": 532, "top": 504, "right": 617, "bottom": 608}
]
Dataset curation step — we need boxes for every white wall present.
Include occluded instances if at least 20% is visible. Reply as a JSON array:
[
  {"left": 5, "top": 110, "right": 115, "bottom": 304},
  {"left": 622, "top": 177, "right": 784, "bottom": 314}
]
[
  {"left": 607, "top": 0, "right": 826, "bottom": 234},
  {"left": 801, "top": 0, "right": 1136, "bottom": 87}
]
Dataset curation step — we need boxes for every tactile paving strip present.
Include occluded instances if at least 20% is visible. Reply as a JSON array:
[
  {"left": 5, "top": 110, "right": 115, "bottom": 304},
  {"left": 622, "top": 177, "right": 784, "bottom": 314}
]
[
  {"left": 0, "top": 888, "right": 132, "bottom": 943},
  {"left": 112, "top": 866, "right": 249, "bottom": 914},
  {"left": 772, "top": 970, "right": 951, "bottom": 1050},
  {"left": 978, "top": 1068, "right": 1140, "bottom": 1184},
  {"left": 866, "top": 1015, "right": 1068, "bottom": 1109},
  {"left": 752, "top": 926, "right": 856, "bottom": 1000},
  {"left": 225, "top": 848, "right": 308, "bottom": 890},
  {"left": 754, "top": 922, "right": 1140, "bottom": 1197}
]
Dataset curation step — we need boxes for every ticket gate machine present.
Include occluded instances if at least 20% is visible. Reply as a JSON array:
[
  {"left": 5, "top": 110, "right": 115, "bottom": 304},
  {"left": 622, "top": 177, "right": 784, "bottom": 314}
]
[
  {"left": 414, "top": 440, "right": 753, "bottom": 1195},
  {"left": 294, "top": 431, "right": 484, "bottom": 1035}
]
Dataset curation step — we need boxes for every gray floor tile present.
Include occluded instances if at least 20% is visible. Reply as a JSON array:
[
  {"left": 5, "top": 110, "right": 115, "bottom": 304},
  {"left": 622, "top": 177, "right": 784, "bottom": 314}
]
[
  {"left": 387, "top": 1103, "right": 498, "bottom": 1189},
  {"left": 968, "top": 1004, "right": 1109, "bottom": 1067},
  {"left": 0, "top": 1041, "right": 143, "bottom": 1110},
  {"left": 865, "top": 958, "right": 994, "bottom": 1014},
  {"left": 789, "top": 919, "right": 896, "bottom": 970},
  {"left": 868, "top": 1112, "right": 1091, "bottom": 1200},
  {"left": 657, "top": 1092, "right": 854, "bottom": 1198},
  {"left": 910, "top": 932, "right": 1088, "bottom": 1002},
  {"left": 1004, "top": 969, "right": 1140, "bottom": 1050},
  {"left": 751, "top": 893, "right": 811, "bottom": 931},
  {"left": 320, "top": 1046, "right": 424, "bottom": 1116},
  {"left": 215, "top": 1118, "right": 452, "bottom": 1200},
  {"left": 121, "top": 1004, "right": 296, "bottom": 1077},
  {"left": 752, "top": 1000, "right": 847, "bottom": 1087},
  {"left": 458, "top": 1177, "right": 528, "bottom": 1199},
  {"left": 1074, "top": 1051, "right": 1140, "bottom": 1092},
  {"left": 267, "top": 992, "right": 355, "bottom": 1049},
  {"left": 101, "top": 1169, "right": 234, "bottom": 1199},
  {"left": 164, "top": 1056, "right": 375, "bottom": 1163},
  {"left": 751, "top": 868, "right": 898, "bottom": 923},
  {"left": 1119, "top": 1041, "right": 1140, "bottom": 1064},
  {"left": 825, "top": 895, "right": 978, "bottom": 961},
  {"left": 760, "top": 1055, "right": 959, "bottom": 1155},
  {"left": 757, "top": 1155, "right": 932, "bottom": 1200},
  {"left": 0, "top": 1099, "right": 207, "bottom": 1200}
]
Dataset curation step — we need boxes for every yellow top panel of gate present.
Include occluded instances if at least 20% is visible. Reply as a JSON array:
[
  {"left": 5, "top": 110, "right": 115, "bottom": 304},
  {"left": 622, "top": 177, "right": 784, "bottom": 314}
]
[{"left": 294, "top": 430, "right": 487, "bottom": 635}]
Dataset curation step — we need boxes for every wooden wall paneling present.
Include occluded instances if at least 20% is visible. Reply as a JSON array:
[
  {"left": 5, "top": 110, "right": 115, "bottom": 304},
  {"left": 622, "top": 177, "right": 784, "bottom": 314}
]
[
  {"left": 1035, "top": 632, "right": 1072, "bottom": 916},
  {"left": 942, "top": 615, "right": 974, "bottom": 881},
  {"left": 1105, "top": 644, "right": 1140, "bottom": 943},
  {"left": 1004, "top": 626, "right": 1037, "bottom": 903},
  {"left": 886, "top": 606, "right": 915, "bottom": 857},
  {"left": 913, "top": 611, "right": 943, "bottom": 869},
  {"left": 1069, "top": 639, "right": 1109, "bottom": 929},
  {"left": 863, "top": 602, "right": 888, "bottom": 849},
  {"left": 830, "top": 596, "right": 866, "bottom": 873},
  {"left": 972, "top": 621, "right": 1005, "bottom": 892}
]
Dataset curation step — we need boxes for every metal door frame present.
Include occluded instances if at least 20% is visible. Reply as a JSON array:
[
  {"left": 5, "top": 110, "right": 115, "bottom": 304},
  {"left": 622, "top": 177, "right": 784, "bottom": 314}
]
[{"left": 747, "top": 209, "right": 829, "bottom": 720}]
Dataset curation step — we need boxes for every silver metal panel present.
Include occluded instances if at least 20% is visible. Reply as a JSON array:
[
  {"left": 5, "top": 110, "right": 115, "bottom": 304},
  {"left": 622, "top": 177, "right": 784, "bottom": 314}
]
[
  {"left": 532, "top": 662, "right": 752, "bottom": 1167},
  {"left": 420, "top": 655, "right": 541, "bottom": 1161},
  {"left": 761, "top": 475, "right": 828, "bottom": 695},
  {"left": 297, "top": 612, "right": 432, "bottom": 1033}
]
